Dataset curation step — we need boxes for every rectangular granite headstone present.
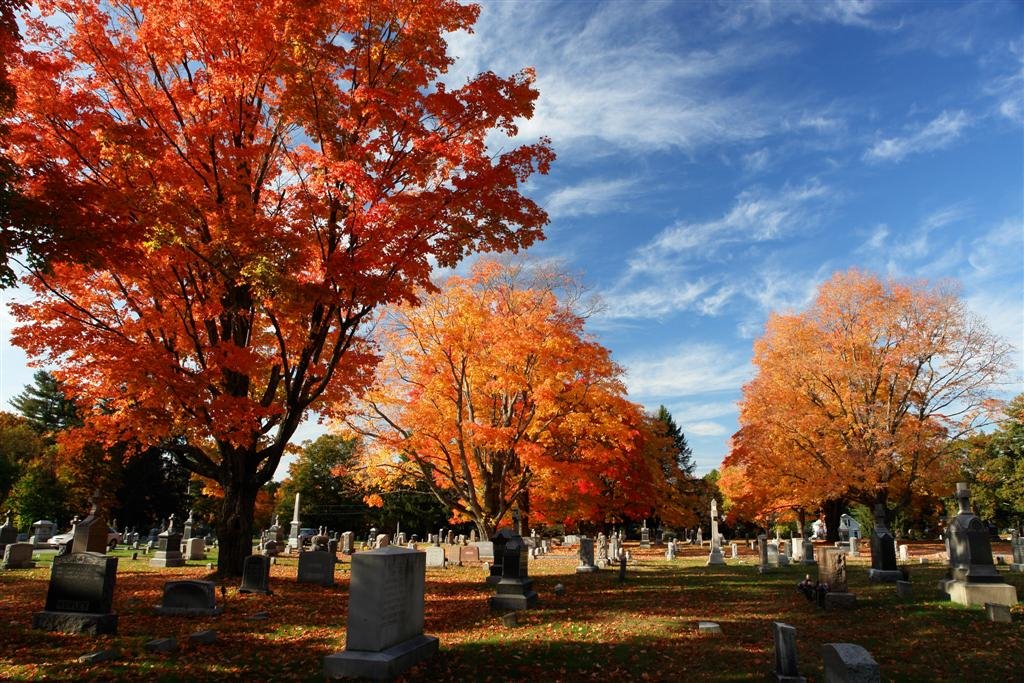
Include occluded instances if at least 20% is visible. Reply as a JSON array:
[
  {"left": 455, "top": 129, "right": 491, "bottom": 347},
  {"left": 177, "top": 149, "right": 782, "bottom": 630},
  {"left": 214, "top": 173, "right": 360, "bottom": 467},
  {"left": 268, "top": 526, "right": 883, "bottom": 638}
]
[
  {"left": 33, "top": 551, "right": 118, "bottom": 634},
  {"left": 297, "top": 550, "right": 335, "bottom": 586}
]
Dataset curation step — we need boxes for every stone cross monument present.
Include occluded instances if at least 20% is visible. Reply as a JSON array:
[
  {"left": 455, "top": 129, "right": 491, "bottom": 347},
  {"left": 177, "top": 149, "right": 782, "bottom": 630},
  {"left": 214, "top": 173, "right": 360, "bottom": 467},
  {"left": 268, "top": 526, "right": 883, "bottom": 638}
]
[{"left": 706, "top": 498, "right": 726, "bottom": 565}]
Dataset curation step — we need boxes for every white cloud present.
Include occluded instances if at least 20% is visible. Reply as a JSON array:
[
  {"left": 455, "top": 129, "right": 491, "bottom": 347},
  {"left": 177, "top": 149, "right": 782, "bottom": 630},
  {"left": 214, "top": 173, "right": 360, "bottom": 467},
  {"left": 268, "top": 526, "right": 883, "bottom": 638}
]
[
  {"left": 686, "top": 421, "right": 730, "bottom": 437},
  {"left": 714, "top": 0, "right": 895, "bottom": 32},
  {"left": 544, "top": 177, "right": 638, "bottom": 218},
  {"left": 864, "top": 110, "right": 971, "bottom": 163},
  {"left": 743, "top": 148, "right": 771, "bottom": 173},
  {"left": 967, "top": 218, "right": 1024, "bottom": 279},
  {"left": 623, "top": 344, "right": 753, "bottom": 398},
  {"left": 600, "top": 280, "right": 714, "bottom": 320}
]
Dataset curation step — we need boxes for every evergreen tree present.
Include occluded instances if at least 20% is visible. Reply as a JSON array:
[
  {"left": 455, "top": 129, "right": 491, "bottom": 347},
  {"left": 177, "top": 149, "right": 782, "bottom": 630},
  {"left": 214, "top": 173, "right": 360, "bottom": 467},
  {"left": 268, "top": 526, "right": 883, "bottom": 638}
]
[
  {"left": 7, "top": 459, "right": 70, "bottom": 529},
  {"left": 655, "top": 405, "right": 695, "bottom": 476},
  {"left": 9, "top": 371, "right": 79, "bottom": 435},
  {"left": 275, "top": 435, "right": 368, "bottom": 532}
]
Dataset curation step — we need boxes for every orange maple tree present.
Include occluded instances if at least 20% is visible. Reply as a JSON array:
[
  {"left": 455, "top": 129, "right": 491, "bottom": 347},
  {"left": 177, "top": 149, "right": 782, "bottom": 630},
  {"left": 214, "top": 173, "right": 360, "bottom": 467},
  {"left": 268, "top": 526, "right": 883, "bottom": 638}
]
[
  {"left": 722, "top": 269, "right": 1011, "bottom": 534},
  {"left": 342, "top": 261, "right": 681, "bottom": 538},
  {"left": 5, "top": 0, "right": 552, "bottom": 574}
]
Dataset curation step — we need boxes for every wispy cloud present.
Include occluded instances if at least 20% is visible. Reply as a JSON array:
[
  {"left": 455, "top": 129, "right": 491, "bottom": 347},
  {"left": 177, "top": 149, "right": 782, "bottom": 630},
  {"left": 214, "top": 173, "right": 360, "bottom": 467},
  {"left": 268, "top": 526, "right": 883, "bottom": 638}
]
[
  {"left": 864, "top": 110, "right": 970, "bottom": 163},
  {"left": 623, "top": 344, "right": 753, "bottom": 398},
  {"left": 544, "top": 177, "right": 638, "bottom": 218},
  {"left": 713, "top": 0, "right": 897, "bottom": 32}
]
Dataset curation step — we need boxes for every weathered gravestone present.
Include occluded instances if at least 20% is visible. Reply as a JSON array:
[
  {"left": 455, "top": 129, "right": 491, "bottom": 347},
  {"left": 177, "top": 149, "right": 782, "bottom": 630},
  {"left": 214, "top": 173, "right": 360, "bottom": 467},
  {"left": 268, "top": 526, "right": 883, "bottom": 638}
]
[
  {"left": 803, "top": 538, "right": 817, "bottom": 565},
  {"left": 640, "top": 522, "right": 651, "bottom": 549},
  {"left": 576, "top": 537, "right": 597, "bottom": 573},
  {"left": 155, "top": 580, "right": 222, "bottom": 616},
  {"left": 239, "top": 554, "right": 272, "bottom": 595},
  {"left": 298, "top": 550, "right": 335, "bottom": 587},
  {"left": 184, "top": 537, "right": 206, "bottom": 561},
  {"left": 30, "top": 519, "right": 56, "bottom": 546},
  {"left": 818, "top": 547, "right": 857, "bottom": 609},
  {"left": 424, "top": 545, "right": 445, "bottom": 568},
  {"left": 666, "top": 541, "right": 676, "bottom": 560},
  {"left": 2, "top": 542, "right": 36, "bottom": 569},
  {"left": 341, "top": 531, "right": 354, "bottom": 555},
  {"left": 767, "top": 541, "right": 781, "bottom": 568},
  {"left": 183, "top": 509, "right": 194, "bottom": 541},
  {"left": 821, "top": 643, "right": 881, "bottom": 683},
  {"left": 731, "top": 542, "right": 739, "bottom": 560},
  {"left": 323, "top": 546, "right": 438, "bottom": 680},
  {"left": 898, "top": 544, "right": 909, "bottom": 562},
  {"left": 0, "top": 510, "right": 16, "bottom": 556},
  {"left": 596, "top": 533, "right": 609, "bottom": 566},
  {"left": 460, "top": 544, "right": 480, "bottom": 564},
  {"left": 150, "top": 515, "right": 185, "bottom": 568},
  {"left": 867, "top": 504, "right": 901, "bottom": 582},
  {"left": 33, "top": 551, "right": 118, "bottom": 634},
  {"left": 1012, "top": 531, "right": 1024, "bottom": 573},
  {"left": 758, "top": 533, "right": 771, "bottom": 573},
  {"left": 941, "top": 482, "right": 1017, "bottom": 608},
  {"left": 773, "top": 622, "right": 806, "bottom": 682},
  {"left": 489, "top": 534, "right": 538, "bottom": 611}
]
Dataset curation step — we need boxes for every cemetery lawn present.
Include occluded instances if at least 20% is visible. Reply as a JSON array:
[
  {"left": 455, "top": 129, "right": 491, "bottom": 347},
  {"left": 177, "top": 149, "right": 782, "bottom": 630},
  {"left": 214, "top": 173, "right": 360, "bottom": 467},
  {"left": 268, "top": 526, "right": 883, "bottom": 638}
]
[{"left": 0, "top": 543, "right": 1021, "bottom": 681}]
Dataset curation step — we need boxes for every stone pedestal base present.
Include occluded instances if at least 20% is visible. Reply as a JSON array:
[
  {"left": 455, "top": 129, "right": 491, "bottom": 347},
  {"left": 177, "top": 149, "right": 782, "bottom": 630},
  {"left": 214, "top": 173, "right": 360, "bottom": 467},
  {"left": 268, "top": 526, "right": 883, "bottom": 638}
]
[
  {"left": 323, "top": 634, "right": 438, "bottom": 680},
  {"left": 575, "top": 565, "right": 597, "bottom": 573},
  {"left": 824, "top": 592, "right": 857, "bottom": 610},
  {"left": 150, "top": 553, "right": 185, "bottom": 568},
  {"left": 942, "top": 579, "right": 1018, "bottom": 608},
  {"left": 485, "top": 574, "right": 502, "bottom": 586},
  {"left": 1011, "top": 564, "right": 1024, "bottom": 573},
  {"left": 867, "top": 568, "right": 902, "bottom": 583},
  {"left": 706, "top": 548, "right": 726, "bottom": 566},
  {"left": 801, "top": 559, "right": 818, "bottom": 566},
  {"left": 489, "top": 578, "right": 538, "bottom": 611},
  {"left": 32, "top": 611, "right": 118, "bottom": 635}
]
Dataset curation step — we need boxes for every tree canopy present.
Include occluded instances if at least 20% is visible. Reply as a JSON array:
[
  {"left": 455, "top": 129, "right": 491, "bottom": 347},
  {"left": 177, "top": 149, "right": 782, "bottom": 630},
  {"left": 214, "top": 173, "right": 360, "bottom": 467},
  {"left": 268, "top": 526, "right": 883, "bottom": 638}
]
[{"left": 6, "top": 0, "right": 552, "bottom": 574}]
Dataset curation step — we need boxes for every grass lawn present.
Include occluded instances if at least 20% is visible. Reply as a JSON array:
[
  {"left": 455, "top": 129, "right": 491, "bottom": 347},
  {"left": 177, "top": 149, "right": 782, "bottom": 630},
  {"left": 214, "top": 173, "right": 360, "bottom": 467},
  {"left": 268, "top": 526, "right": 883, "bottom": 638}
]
[{"left": 0, "top": 541, "right": 1021, "bottom": 681}]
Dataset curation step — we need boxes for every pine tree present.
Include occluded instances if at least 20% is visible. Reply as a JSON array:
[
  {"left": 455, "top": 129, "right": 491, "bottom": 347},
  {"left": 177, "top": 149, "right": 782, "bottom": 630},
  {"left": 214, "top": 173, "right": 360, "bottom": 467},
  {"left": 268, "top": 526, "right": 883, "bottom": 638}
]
[
  {"left": 655, "top": 406, "right": 695, "bottom": 477},
  {"left": 9, "top": 371, "right": 79, "bottom": 435}
]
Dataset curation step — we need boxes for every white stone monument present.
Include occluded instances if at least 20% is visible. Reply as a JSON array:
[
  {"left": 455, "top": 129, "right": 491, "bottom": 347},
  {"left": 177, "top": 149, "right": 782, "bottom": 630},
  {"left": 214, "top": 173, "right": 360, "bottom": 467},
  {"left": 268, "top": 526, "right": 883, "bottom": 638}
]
[
  {"left": 288, "top": 492, "right": 301, "bottom": 551},
  {"left": 706, "top": 499, "right": 726, "bottom": 566}
]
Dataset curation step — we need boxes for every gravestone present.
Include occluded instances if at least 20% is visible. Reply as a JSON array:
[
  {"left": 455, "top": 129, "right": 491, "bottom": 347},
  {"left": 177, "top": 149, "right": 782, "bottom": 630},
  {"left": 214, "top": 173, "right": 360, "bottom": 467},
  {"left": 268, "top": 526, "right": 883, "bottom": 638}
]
[
  {"left": 666, "top": 542, "right": 676, "bottom": 560},
  {"left": 183, "top": 537, "right": 206, "bottom": 561},
  {"left": 490, "top": 534, "right": 538, "bottom": 611},
  {"left": 898, "top": 544, "right": 909, "bottom": 562},
  {"left": 596, "top": 533, "right": 609, "bottom": 566},
  {"left": 707, "top": 499, "right": 726, "bottom": 565},
  {"left": 312, "top": 527, "right": 330, "bottom": 552},
  {"left": 264, "top": 540, "right": 280, "bottom": 557},
  {"left": 239, "top": 554, "right": 272, "bottom": 595},
  {"left": 487, "top": 529, "right": 513, "bottom": 586},
  {"left": 867, "top": 504, "right": 900, "bottom": 582},
  {"left": 608, "top": 535, "right": 620, "bottom": 567},
  {"left": 288, "top": 493, "right": 302, "bottom": 551},
  {"left": 1012, "top": 531, "right": 1024, "bottom": 573},
  {"left": 341, "top": 531, "right": 354, "bottom": 555},
  {"left": 772, "top": 622, "right": 806, "bottom": 682},
  {"left": 848, "top": 535, "right": 860, "bottom": 557},
  {"left": 2, "top": 542, "right": 36, "bottom": 569},
  {"left": 576, "top": 537, "right": 597, "bottom": 573},
  {"left": 183, "top": 509, "right": 194, "bottom": 541},
  {"left": 150, "top": 515, "right": 185, "bottom": 568},
  {"left": 758, "top": 533, "right": 771, "bottom": 573},
  {"left": 322, "top": 546, "right": 438, "bottom": 680},
  {"left": 640, "top": 522, "right": 651, "bottom": 549},
  {"left": 298, "top": 550, "right": 335, "bottom": 587},
  {"left": 986, "top": 602, "right": 1012, "bottom": 623},
  {"left": 731, "top": 542, "right": 739, "bottom": 559},
  {"left": 33, "top": 551, "right": 118, "bottom": 634},
  {"left": 803, "top": 539, "right": 817, "bottom": 565},
  {"left": 461, "top": 544, "right": 480, "bottom": 564},
  {"left": 71, "top": 503, "right": 110, "bottom": 555},
  {"left": 821, "top": 643, "right": 880, "bottom": 683},
  {"left": 895, "top": 580, "right": 912, "bottom": 598},
  {"left": 767, "top": 541, "right": 780, "bottom": 568},
  {"left": 424, "top": 546, "right": 445, "bottom": 568},
  {"left": 30, "top": 519, "right": 56, "bottom": 546},
  {"left": 818, "top": 547, "right": 848, "bottom": 592},
  {"left": 941, "top": 482, "right": 1017, "bottom": 607},
  {"left": 154, "top": 580, "right": 222, "bottom": 616}
]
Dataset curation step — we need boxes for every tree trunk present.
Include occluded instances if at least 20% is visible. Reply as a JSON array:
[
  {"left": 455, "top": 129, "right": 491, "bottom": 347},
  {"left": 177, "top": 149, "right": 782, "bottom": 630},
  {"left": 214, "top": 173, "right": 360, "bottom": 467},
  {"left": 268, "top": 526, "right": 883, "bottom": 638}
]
[
  {"left": 797, "top": 508, "right": 807, "bottom": 538},
  {"left": 822, "top": 498, "right": 844, "bottom": 543},
  {"left": 215, "top": 478, "right": 260, "bottom": 577}
]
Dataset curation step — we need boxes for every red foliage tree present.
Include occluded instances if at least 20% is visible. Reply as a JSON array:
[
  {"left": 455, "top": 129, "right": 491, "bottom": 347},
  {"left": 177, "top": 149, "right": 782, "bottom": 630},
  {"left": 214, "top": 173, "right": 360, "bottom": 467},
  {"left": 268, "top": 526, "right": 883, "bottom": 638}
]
[{"left": 6, "top": 0, "right": 552, "bottom": 574}]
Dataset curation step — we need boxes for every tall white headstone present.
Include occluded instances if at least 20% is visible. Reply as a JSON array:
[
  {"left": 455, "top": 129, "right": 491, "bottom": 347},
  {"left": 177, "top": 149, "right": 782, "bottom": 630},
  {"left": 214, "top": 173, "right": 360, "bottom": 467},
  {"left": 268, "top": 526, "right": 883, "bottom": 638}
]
[
  {"left": 288, "top": 492, "right": 301, "bottom": 551},
  {"left": 707, "top": 499, "right": 726, "bottom": 566}
]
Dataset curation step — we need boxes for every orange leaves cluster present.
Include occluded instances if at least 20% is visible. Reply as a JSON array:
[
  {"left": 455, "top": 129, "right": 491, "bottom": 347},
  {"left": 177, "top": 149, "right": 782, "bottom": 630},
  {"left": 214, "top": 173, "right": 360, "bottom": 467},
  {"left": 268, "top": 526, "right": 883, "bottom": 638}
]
[
  {"left": 723, "top": 269, "right": 1012, "bottom": 519},
  {"left": 343, "top": 261, "right": 670, "bottom": 534}
]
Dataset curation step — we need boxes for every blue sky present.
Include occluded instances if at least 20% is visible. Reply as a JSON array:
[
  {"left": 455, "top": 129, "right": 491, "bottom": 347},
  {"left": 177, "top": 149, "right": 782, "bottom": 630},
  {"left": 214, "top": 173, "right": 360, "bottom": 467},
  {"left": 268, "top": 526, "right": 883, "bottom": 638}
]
[{"left": 1, "top": 0, "right": 1022, "bottom": 477}]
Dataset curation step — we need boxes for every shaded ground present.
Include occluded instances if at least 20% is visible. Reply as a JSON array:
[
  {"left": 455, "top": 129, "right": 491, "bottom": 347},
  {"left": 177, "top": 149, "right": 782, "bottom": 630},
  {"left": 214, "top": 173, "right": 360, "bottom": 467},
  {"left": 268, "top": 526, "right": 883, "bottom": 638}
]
[{"left": 0, "top": 541, "right": 1020, "bottom": 681}]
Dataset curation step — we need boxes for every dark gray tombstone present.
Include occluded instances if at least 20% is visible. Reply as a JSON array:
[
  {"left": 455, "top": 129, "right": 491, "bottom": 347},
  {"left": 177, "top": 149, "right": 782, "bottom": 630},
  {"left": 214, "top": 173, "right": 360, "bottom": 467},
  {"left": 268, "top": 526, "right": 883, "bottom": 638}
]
[
  {"left": 150, "top": 515, "right": 185, "bottom": 567},
  {"left": 33, "top": 551, "right": 118, "bottom": 634},
  {"left": 155, "top": 580, "right": 222, "bottom": 616},
  {"left": 772, "top": 622, "right": 806, "bottom": 682},
  {"left": 640, "top": 525, "right": 651, "bottom": 548},
  {"left": 487, "top": 528, "right": 514, "bottom": 586},
  {"left": 821, "top": 643, "right": 880, "bottom": 682},
  {"left": 489, "top": 534, "right": 538, "bottom": 611},
  {"left": 576, "top": 537, "right": 597, "bottom": 573},
  {"left": 941, "top": 482, "right": 1018, "bottom": 607},
  {"left": 297, "top": 550, "right": 335, "bottom": 587},
  {"left": 239, "top": 555, "right": 272, "bottom": 595},
  {"left": 867, "top": 504, "right": 900, "bottom": 582},
  {"left": 758, "top": 533, "right": 771, "bottom": 573}
]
